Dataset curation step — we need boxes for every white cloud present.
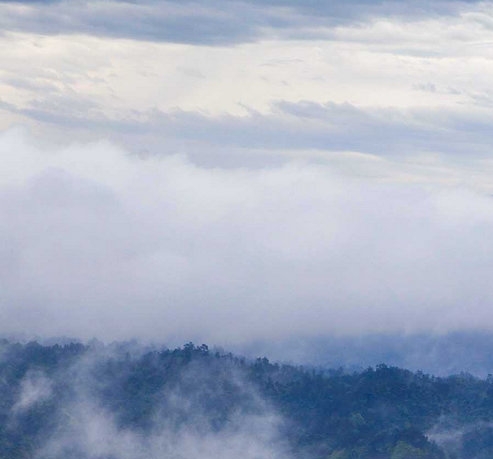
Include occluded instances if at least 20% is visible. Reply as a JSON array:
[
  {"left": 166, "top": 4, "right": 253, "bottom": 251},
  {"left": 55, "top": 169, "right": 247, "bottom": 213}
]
[{"left": 1, "top": 128, "right": 493, "bottom": 344}]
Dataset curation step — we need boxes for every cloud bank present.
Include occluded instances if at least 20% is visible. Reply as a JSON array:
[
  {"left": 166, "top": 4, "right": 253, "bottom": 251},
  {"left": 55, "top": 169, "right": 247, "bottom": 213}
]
[{"left": 1, "top": 128, "right": 493, "bottom": 345}]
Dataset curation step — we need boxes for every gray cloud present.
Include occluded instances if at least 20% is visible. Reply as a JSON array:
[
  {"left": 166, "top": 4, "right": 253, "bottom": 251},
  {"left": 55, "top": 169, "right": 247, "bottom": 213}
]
[{"left": 0, "top": 0, "right": 485, "bottom": 45}]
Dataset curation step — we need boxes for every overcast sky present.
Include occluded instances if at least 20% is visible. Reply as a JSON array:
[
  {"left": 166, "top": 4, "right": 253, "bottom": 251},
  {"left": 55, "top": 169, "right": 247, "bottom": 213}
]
[{"left": 1, "top": 0, "right": 493, "bottom": 345}]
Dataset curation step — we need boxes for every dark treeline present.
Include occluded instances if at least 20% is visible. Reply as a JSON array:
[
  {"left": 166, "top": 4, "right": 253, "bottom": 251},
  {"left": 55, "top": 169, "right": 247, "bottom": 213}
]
[{"left": 1, "top": 340, "right": 493, "bottom": 459}]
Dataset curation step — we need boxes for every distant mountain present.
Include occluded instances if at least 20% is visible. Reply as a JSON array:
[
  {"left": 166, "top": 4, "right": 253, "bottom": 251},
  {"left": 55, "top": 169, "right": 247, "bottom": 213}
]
[{"left": 234, "top": 331, "right": 493, "bottom": 377}]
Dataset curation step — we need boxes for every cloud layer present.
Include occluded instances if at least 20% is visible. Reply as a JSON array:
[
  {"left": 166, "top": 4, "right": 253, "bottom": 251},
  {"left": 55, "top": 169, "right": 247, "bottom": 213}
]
[
  {"left": 2, "top": 1, "right": 493, "bottom": 163},
  {"left": 1, "top": 128, "right": 493, "bottom": 344}
]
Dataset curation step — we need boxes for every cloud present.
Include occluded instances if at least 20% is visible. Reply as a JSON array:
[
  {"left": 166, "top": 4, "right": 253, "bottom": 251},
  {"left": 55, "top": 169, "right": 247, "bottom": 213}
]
[
  {"left": 0, "top": 0, "right": 282, "bottom": 45},
  {"left": 159, "top": 101, "right": 493, "bottom": 157},
  {"left": 38, "top": 402, "right": 288, "bottom": 459},
  {"left": 3, "top": 2, "right": 493, "bottom": 148},
  {"left": 0, "top": 0, "right": 492, "bottom": 371},
  {"left": 1, "top": 128, "right": 493, "bottom": 345},
  {"left": 0, "top": 0, "right": 486, "bottom": 45},
  {"left": 2, "top": 5, "right": 493, "bottom": 152}
]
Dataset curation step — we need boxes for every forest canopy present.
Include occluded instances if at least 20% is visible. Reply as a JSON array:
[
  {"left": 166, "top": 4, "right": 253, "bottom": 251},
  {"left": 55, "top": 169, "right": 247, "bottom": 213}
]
[{"left": 0, "top": 340, "right": 492, "bottom": 459}]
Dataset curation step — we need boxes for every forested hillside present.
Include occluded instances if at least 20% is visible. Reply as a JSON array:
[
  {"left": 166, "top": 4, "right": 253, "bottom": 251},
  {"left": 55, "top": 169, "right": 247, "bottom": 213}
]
[{"left": 1, "top": 340, "right": 493, "bottom": 459}]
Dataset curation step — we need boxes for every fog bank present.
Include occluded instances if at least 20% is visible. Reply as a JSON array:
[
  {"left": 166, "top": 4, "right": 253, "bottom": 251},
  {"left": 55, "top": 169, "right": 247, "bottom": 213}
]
[{"left": 1, "top": 128, "right": 493, "bottom": 344}]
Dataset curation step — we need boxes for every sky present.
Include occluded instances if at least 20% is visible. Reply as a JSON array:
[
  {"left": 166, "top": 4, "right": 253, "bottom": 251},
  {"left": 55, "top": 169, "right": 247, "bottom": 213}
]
[{"left": 1, "top": 0, "right": 493, "bottom": 346}]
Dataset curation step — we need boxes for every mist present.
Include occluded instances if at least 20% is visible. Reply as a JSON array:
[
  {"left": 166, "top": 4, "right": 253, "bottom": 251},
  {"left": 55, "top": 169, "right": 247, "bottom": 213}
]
[{"left": 3, "top": 343, "right": 292, "bottom": 459}]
